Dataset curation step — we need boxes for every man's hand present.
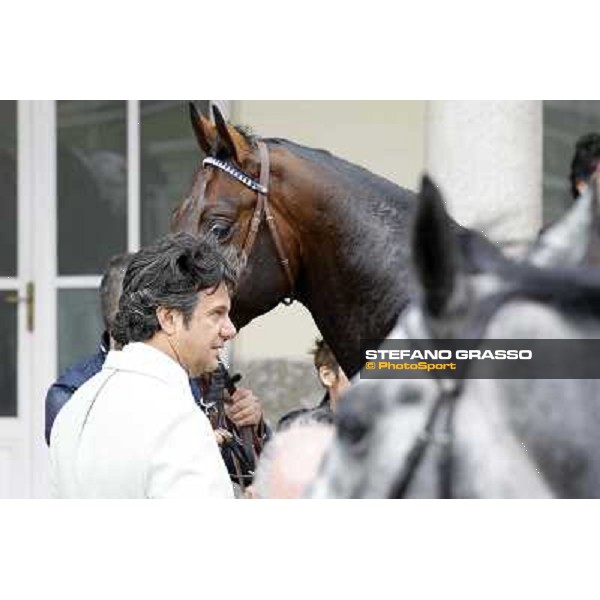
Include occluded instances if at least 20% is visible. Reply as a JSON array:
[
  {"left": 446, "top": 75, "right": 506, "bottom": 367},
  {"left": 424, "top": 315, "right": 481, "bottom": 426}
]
[
  {"left": 224, "top": 387, "right": 263, "bottom": 428},
  {"left": 214, "top": 428, "right": 233, "bottom": 446}
]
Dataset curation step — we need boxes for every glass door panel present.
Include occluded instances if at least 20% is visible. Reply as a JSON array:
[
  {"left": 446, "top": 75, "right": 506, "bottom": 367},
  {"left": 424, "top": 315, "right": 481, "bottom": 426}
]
[
  {"left": 0, "top": 294, "right": 17, "bottom": 416},
  {"left": 57, "top": 101, "right": 128, "bottom": 275},
  {"left": 140, "top": 100, "right": 208, "bottom": 245},
  {"left": 0, "top": 101, "right": 19, "bottom": 418},
  {"left": 57, "top": 288, "right": 103, "bottom": 374},
  {"left": 0, "top": 100, "right": 17, "bottom": 277}
]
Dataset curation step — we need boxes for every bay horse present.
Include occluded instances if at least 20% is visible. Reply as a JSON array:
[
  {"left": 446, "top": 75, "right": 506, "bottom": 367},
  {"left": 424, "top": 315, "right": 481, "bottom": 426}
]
[
  {"left": 308, "top": 178, "right": 600, "bottom": 498},
  {"left": 171, "top": 104, "right": 420, "bottom": 377},
  {"left": 171, "top": 104, "right": 594, "bottom": 380}
]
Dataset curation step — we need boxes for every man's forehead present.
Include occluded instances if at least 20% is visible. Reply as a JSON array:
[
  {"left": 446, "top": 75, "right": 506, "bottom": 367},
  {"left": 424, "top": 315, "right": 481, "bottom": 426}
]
[{"left": 198, "top": 281, "right": 231, "bottom": 308}]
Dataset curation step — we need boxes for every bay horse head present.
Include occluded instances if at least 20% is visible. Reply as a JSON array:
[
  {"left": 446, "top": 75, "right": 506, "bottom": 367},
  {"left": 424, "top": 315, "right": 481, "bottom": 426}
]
[
  {"left": 172, "top": 103, "right": 419, "bottom": 377},
  {"left": 171, "top": 103, "right": 300, "bottom": 331}
]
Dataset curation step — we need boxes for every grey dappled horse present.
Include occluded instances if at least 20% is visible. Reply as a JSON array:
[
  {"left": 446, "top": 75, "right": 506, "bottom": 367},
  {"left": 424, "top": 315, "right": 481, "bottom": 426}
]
[{"left": 309, "top": 177, "right": 600, "bottom": 498}]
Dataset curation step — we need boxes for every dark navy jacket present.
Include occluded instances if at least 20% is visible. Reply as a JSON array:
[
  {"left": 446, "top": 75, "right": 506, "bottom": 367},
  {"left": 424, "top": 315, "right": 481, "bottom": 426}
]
[{"left": 45, "top": 333, "right": 110, "bottom": 445}]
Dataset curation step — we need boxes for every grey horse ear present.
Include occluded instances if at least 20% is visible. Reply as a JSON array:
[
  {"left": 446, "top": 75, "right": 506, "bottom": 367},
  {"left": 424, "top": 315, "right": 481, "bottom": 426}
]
[
  {"left": 413, "top": 175, "right": 465, "bottom": 317},
  {"left": 527, "top": 184, "right": 596, "bottom": 267},
  {"left": 189, "top": 102, "right": 215, "bottom": 156}
]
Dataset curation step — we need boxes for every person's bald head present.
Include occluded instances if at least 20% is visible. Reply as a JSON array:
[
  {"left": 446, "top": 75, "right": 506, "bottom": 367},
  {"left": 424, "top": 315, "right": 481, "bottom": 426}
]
[
  {"left": 252, "top": 422, "right": 334, "bottom": 499},
  {"left": 100, "top": 252, "right": 133, "bottom": 332}
]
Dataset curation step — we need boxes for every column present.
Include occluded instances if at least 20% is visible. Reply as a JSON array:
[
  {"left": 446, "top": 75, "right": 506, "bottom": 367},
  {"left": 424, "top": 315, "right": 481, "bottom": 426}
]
[{"left": 426, "top": 101, "right": 542, "bottom": 252}]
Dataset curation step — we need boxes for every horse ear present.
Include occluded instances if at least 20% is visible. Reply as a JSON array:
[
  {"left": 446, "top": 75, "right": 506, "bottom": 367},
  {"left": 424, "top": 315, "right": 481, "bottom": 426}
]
[
  {"left": 527, "top": 184, "right": 596, "bottom": 267},
  {"left": 189, "top": 102, "right": 215, "bottom": 156},
  {"left": 413, "top": 174, "right": 463, "bottom": 318},
  {"left": 211, "top": 104, "right": 251, "bottom": 166}
]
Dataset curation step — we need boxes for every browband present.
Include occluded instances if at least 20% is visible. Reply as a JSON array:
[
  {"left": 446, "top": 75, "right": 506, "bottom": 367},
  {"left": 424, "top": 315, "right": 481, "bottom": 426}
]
[{"left": 202, "top": 156, "right": 268, "bottom": 195}]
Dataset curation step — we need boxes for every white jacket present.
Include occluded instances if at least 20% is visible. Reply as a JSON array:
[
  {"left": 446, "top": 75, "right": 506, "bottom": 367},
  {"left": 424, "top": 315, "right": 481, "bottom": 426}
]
[{"left": 50, "top": 342, "right": 233, "bottom": 499}]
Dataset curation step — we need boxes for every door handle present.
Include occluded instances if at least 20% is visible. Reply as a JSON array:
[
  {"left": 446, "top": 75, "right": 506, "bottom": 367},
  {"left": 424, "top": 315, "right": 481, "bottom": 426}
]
[{"left": 3, "top": 282, "right": 35, "bottom": 332}]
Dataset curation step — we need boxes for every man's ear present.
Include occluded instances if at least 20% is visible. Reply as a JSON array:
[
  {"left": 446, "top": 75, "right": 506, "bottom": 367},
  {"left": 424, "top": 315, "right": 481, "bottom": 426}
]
[
  {"left": 156, "top": 306, "right": 178, "bottom": 336},
  {"left": 318, "top": 366, "right": 336, "bottom": 388}
]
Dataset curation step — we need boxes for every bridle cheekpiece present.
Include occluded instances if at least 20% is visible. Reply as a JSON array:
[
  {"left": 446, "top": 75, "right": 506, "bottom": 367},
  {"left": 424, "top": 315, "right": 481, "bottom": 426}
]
[{"left": 202, "top": 141, "right": 295, "bottom": 305}]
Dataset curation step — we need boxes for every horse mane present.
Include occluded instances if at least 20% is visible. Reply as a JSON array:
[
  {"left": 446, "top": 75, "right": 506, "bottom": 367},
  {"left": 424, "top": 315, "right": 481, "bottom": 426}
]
[
  {"left": 233, "top": 128, "right": 409, "bottom": 200},
  {"left": 264, "top": 137, "right": 416, "bottom": 233},
  {"left": 267, "top": 137, "right": 408, "bottom": 191},
  {"left": 233, "top": 124, "right": 258, "bottom": 147},
  {"left": 229, "top": 128, "right": 408, "bottom": 208},
  {"left": 457, "top": 227, "right": 600, "bottom": 317},
  {"left": 509, "top": 263, "right": 600, "bottom": 316}
]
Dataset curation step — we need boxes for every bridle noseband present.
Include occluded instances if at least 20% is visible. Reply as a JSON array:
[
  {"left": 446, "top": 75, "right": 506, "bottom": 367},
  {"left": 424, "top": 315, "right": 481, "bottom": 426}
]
[{"left": 202, "top": 141, "right": 295, "bottom": 306}]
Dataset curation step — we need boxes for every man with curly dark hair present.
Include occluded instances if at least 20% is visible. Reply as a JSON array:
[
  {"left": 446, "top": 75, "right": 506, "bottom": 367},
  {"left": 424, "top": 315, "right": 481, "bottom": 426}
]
[{"left": 50, "top": 233, "right": 245, "bottom": 498}]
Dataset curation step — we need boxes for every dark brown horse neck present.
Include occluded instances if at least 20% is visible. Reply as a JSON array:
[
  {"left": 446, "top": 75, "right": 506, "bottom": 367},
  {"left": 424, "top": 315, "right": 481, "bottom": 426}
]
[{"left": 262, "top": 139, "right": 419, "bottom": 377}]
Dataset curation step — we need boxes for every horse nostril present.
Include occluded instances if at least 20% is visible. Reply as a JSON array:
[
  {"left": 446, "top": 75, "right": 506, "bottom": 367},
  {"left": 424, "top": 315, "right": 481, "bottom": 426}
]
[
  {"left": 338, "top": 413, "right": 368, "bottom": 446},
  {"left": 400, "top": 388, "right": 422, "bottom": 405}
]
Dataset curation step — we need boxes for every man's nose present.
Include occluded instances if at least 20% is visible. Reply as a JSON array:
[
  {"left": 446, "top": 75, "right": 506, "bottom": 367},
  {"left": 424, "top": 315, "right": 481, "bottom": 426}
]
[{"left": 221, "top": 316, "right": 237, "bottom": 340}]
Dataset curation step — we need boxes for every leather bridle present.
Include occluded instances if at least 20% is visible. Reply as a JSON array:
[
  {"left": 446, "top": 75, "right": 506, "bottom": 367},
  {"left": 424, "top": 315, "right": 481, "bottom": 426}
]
[
  {"left": 389, "top": 289, "right": 515, "bottom": 499},
  {"left": 202, "top": 141, "right": 295, "bottom": 306},
  {"left": 389, "top": 375, "right": 460, "bottom": 499}
]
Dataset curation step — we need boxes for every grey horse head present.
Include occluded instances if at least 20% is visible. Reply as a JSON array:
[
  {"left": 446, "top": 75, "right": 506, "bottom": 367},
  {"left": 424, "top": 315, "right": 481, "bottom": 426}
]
[{"left": 308, "top": 175, "right": 600, "bottom": 499}]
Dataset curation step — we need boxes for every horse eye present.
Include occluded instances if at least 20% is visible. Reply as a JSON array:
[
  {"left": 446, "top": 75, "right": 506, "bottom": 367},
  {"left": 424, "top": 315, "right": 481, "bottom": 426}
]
[{"left": 208, "top": 221, "right": 231, "bottom": 241}]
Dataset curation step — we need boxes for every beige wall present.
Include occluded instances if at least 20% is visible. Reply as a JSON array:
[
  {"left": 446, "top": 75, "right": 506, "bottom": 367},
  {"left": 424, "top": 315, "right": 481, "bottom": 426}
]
[
  {"left": 228, "top": 100, "right": 426, "bottom": 366},
  {"left": 233, "top": 100, "right": 425, "bottom": 189}
]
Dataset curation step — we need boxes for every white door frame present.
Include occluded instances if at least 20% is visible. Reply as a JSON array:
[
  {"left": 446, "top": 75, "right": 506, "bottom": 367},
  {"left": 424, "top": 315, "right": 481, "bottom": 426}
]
[
  {"left": 27, "top": 100, "right": 56, "bottom": 498},
  {"left": 0, "top": 101, "right": 53, "bottom": 497},
  {"left": 29, "top": 100, "right": 137, "bottom": 497}
]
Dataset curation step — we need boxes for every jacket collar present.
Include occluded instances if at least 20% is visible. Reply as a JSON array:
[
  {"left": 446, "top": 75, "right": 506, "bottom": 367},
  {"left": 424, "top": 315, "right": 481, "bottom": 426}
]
[{"left": 103, "top": 342, "right": 190, "bottom": 390}]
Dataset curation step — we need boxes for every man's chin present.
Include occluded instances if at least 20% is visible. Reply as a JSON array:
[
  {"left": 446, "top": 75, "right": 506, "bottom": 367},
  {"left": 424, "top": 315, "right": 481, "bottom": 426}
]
[{"left": 198, "top": 359, "right": 219, "bottom": 376}]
